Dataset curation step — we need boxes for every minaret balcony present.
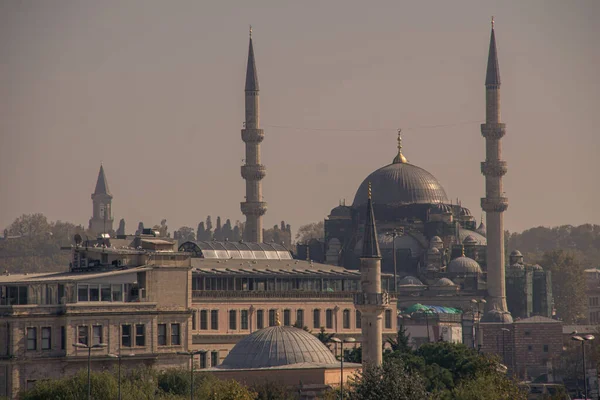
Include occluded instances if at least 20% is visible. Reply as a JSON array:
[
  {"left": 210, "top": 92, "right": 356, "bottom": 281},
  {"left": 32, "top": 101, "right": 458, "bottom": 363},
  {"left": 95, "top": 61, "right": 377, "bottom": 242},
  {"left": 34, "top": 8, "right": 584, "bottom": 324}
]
[
  {"left": 481, "top": 197, "right": 509, "bottom": 212},
  {"left": 241, "top": 128, "right": 265, "bottom": 143},
  {"left": 480, "top": 123, "right": 506, "bottom": 139},
  {"left": 240, "top": 201, "right": 268, "bottom": 216},
  {"left": 353, "top": 292, "right": 390, "bottom": 307},
  {"left": 241, "top": 165, "right": 267, "bottom": 181},
  {"left": 481, "top": 161, "right": 507, "bottom": 177}
]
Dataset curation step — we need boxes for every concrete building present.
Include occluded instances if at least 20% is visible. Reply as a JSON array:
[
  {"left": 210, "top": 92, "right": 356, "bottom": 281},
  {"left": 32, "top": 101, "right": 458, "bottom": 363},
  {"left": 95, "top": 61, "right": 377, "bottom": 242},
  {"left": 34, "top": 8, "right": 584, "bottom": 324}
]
[
  {"left": 585, "top": 268, "right": 600, "bottom": 323},
  {"left": 240, "top": 27, "right": 267, "bottom": 243}
]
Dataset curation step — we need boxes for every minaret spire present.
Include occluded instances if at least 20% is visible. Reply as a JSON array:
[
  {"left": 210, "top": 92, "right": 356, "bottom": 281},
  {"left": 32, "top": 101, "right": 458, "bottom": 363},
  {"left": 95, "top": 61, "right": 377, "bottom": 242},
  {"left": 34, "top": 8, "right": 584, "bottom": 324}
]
[
  {"left": 480, "top": 19, "right": 511, "bottom": 322},
  {"left": 241, "top": 28, "right": 267, "bottom": 242},
  {"left": 89, "top": 164, "right": 114, "bottom": 235},
  {"left": 355, "top": 185, "right": 388, "bottom": 369}
]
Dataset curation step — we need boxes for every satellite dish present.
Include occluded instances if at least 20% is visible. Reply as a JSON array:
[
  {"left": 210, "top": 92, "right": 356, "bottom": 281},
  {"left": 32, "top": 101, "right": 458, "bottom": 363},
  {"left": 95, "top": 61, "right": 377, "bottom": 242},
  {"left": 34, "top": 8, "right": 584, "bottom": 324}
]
[{"left": 74, "top": 234, "right": 82, "bottom": 246}]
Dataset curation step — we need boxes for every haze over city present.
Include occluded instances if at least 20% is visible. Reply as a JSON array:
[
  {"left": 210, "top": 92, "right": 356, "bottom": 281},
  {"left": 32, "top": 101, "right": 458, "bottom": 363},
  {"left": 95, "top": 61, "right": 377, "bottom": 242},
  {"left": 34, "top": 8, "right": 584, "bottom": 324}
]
[{"left": 1, "top": 0, "right": 598, "bottom": 234}]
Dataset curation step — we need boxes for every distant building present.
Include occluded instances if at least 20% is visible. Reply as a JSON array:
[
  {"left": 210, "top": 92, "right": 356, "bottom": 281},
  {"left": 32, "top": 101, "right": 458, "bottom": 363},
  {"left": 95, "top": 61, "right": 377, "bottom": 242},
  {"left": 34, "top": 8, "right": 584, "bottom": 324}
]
[
  {"left": 585, "top": 268, "right": 600, "bottom": 323},
  {"left": 88, "top": 164, "right": 114, "bottom": 235}
]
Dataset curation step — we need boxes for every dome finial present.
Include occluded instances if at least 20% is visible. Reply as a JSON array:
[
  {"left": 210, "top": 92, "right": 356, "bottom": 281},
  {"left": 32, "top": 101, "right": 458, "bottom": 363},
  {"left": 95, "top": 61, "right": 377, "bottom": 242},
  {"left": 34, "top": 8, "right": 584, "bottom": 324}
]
[
  {"left": 461, "top": 245, "right": 466, "bottom": 257},
  {"left": 393, "top": 129, "right": 408, "bottom": 164},
  {"left": 368, "top": 181, "right": 372, "bottom": 200},
  {"left": 249, "top": 25, "right": 252, "bottom": 38},
  {"left": 276, "top": 311, "right": 281, "bottom": 326},
  {"left": 491, "top": 16, "right": 495, "bottom": 29}
]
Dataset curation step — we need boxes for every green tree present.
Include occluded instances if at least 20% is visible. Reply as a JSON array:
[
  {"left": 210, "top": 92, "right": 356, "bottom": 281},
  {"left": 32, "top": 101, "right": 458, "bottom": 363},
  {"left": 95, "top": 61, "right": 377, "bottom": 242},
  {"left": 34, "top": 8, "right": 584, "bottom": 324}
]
[
  {"left": 251, "top": 380, "right": 296, "bottom": 400},
  {"left": 174, "top": 226, "right": 196, "bottom": 243},
  {"left": 316, "top": 327, "right": 335, "bottom": 348},
  {"left": 346, "top": 358, "right": 429, "bottom": 400},
  {"left": 295, "top": 221, "right": 324, "bottom": 243},
  {"left": 386, "top": 325, "right": 411, "bottom": 354},
  {"left": 541, "top": 249, "right": 586, "bottom": 323},
  {"left": 451, "top": 372, "right": 527, "bottom": 400}
]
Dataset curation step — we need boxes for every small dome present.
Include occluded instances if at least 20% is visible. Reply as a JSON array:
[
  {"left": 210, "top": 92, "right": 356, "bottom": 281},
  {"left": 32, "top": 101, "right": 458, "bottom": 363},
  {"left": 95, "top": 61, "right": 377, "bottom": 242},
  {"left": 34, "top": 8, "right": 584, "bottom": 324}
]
[
  {"left": 476, "top": 221, "right": 486, "bottom": 237},
  {"left": 510, "top": 250, "right": 523, "bottom": 257},
  {"left": 434, "top": 277, "right": 456, "bottom": 286},
  {"left": 428, "top": 247, "right": 440, "bottom": 255},
  {"left": 509, "top": 263, "right": 525, "bottom": 270},
  {"left": 448, "top": 256, "right": 482, "bottom": 274},
  {"left": 329, "top": 205, "right": 351, "bottom": 218},
  {"left": 460, "top": 208, "right": 472, "bottom": 216},
  {"left": 219, "top": 326, "right": 337, "bottom": 369},
  {"left": 462, "top": 235, "right": 478, "bottom": 246},
  {"left": 398, "top": 276, "right": 423, "bottom": 286},
  {"left": 430, "top": 236, "right": 443, "bottom": 244},
  {"left": 430, "top": 204, "right": 453, "bottom": 214},
  {"left": 481, "top": 309, "right": 513, "bottom": 323},
  {"left": 531, "top": 264, "right": 544, "bottom": 271}
]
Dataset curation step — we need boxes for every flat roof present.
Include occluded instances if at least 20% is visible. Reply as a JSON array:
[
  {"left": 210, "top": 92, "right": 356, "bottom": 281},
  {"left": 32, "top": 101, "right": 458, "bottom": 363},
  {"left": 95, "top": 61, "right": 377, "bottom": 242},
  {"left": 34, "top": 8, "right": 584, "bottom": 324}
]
[{"left": 0, "top": 266, "right": 152, "bottom": 284}]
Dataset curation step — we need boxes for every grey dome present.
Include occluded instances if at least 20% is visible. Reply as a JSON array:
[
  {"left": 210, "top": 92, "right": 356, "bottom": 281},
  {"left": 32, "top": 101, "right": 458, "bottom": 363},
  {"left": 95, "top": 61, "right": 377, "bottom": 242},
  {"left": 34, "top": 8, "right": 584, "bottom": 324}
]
[
  {"left": 219, "top": 326, "right": 337, "bottom": 369},
  {"left": 398, "top": 276, "right": 423, "bottom": 286},
  {"left": 530, "top": 264, "right": 544, "bottom": 271},
  {"left": 448, "top": 256, "right": 482, "bottom": 274},
  {"left": 463, "top": 235, "right": 478, "bottom": 246},
  {"left": 353, "top": 162, "right": 448, "bottom": 207},
  {"left": 329, "top": 205, "right": 351, "bottom": 218},
  {"left": 430, "top": 236, "right": 443, "bottom": 244},
  {"left": 428, "top": 247, "right": 440, "bottom": 255},
  {"left": 435, "top": 277, "right": 456, "bottom": 286},
  {"left": 458, "top": 229, "right": 487, "bottom": 246},
  {"left": 430, "top": 203, "right": 453, "bottom": 214},
  {"left": 510, "top": 250, "right": 523, "bottom": 257}
]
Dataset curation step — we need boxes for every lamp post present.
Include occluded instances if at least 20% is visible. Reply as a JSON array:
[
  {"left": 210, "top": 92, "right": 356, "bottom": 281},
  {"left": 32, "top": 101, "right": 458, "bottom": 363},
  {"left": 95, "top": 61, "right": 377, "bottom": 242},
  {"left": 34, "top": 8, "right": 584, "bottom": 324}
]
[
  {"left": 331, "top": 337, "right": 356, "bottom": 400},
  {"left": 470, "top": 298, "right": 486, "bottom": 350},
  {"left": 177, "top": 350, "right": 205, "bottom": 400},
  {"left": 108, "top": 349, "right": 135, "bottom": 400},
  {"left": 572, "top": 334, "right": 595, "bottom": 400},
  {"left": 73, "top": 342, "right": 107, "bottom": 400}
]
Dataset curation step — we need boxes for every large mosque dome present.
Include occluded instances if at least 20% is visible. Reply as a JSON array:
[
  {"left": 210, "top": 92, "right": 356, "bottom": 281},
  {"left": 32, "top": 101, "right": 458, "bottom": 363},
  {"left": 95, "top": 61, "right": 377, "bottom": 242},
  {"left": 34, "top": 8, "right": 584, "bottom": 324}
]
[
  {"left": 352, "top": 155, "right": 448, "bottom": 207},
  {"left": 219, "top": 326, "right": 338, "bottom": 369}
]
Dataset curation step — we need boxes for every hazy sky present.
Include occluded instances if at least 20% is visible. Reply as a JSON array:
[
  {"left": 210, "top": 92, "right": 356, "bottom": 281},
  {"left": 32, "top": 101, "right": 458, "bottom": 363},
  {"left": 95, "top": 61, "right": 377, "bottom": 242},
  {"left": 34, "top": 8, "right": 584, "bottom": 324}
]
[{"left": 1, "top": 0, "right": 598, "bottom": 236}]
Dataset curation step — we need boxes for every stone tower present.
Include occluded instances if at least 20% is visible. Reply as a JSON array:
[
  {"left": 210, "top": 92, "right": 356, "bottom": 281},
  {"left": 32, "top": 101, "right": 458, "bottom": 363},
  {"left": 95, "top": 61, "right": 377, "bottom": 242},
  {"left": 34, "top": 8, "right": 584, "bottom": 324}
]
[
  {"left": 240, "top": 27, "right": 267, "bottom": 243},
  {"left": 89, "top": 164, "right": 114, "bottom": 235},
  {"left": 480, "top": 19, "right": 512, "bottom": 323},
  {"left": 354, "top": 183, "right": 388, "bottom": 368}
]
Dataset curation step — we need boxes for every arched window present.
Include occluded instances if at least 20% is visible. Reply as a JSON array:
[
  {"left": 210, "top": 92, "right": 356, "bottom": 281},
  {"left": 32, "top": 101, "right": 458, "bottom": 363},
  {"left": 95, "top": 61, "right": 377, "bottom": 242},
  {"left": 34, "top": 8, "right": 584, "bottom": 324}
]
[
  {"left": 355, "top": 310, "right": 362, "bottom": 329},
  {"left": 326, "top": 309, "right": 333, "bottom": 329},
  {"left": 343, "top": 309, "right": 351, "bottom": 329},
  {"left": 296, "top": 309, "right": 304, "bottom": 328},
  {"left": 283, "top": 309, "right": 291, "bottom": 326},
  {"left": 313, "top": 309, "right": 321, "bottom": 329},
  {"left": 384, "top": 309, "right": 392, "bottom": 329}
]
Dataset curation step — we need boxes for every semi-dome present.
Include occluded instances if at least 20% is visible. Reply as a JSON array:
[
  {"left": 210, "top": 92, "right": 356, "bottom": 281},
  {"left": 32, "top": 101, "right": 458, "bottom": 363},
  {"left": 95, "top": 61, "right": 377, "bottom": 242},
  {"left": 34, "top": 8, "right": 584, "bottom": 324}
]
[
  {"left": 329, "top": 205, "right": 351, "bottom": 218},
  {"left": 448, "top": 256, "right": 482, "bottom": 274},
  {"left": 219, "top": 326, "right": 337, "bottom": 369},
  {"left": 352, "top": 162, "right": 449, "bottom": 207},
  {"left": 434, "top": 277, "right": 456, "bottom": 286},
  {"left": 463, "top": 235, "right": 479, "bottom": 246},
  {"left": 398, "top": 276, "right": 423, "bottom": 286},
  {"left": 510, "top": 250, "right": 523, "bottom": 257}
]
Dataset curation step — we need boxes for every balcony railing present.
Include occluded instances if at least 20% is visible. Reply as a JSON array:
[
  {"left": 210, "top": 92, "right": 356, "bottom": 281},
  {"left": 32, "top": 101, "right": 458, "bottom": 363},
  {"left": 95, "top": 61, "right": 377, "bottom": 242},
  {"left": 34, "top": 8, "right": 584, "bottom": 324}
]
[
  {"left": 353, "top": 292, "right": 390, "bottom": 306},
  {"left": 192, "top": 290, "right": 355, "bottom": 300}
]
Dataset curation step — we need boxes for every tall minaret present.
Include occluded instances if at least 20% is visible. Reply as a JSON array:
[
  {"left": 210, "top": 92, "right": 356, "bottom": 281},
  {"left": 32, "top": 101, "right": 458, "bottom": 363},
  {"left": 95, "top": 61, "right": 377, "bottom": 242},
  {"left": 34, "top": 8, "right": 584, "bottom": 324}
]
[
  {"left": 480, "top": 18, "right": 512, "bottom": 322},
  {"left": 89, "top": 164, "right": 114, "bottom": 235},
  {"left": 240, "top": 26, "right": 267, "bottom": 243},
  {"left": 355, "top": 183, "right": 388, "bottom": 368}
]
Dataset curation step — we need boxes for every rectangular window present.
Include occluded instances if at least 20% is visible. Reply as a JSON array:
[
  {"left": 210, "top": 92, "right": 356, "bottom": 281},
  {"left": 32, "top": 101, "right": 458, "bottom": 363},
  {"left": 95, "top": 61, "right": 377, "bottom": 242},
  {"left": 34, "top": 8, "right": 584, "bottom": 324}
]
[
  {"left": 241, "top": 310, "right": 249, "bottom": 330},
  {"left": 61, "top": 326, "right": 66, "bottom": 350},
  {"left": 543, "top": 344, "right": 549, "bottom": 353},
  {"left": 41, "top": 327, "right": 51, "bottom": 350},
  {"left": 112, "top": 285, "right": 123, "bottom": 302},
  {"left": 528, "top": 345, "right": 533, "bottom": 351},
  {"left": 211, "top": 351, "right": 219, "bottom": 367},
  {"left": 135, "top": 324, "right": 145, "bottom": 346},
  {"left": 229, "top": 310, "right": 237, "bottom": 330},
  {"left": 256, "top": 310, "right": 264, "bottom": 330},
  {"left": 313, "top": 309, "right": 321, "bottom": 329},
  {"left": 283, "top": 309, "right": 291, "bottom": 326},
  {"left": 122, "top": 325, "right": 132, "bottom": 347},
  {"left": 92, "top": 326, "right": 102, "bottom": 346},
  {"left": 210, "top": 310, "right": 219, "bottom": 330},
  {"left": 326, "top": 309, "right": 333, "bottom": 329},
  {"left": 89, "top": 285, "right": 99, "bottom": 301},
  {"left": 296, "top": 309, "right": 304, "bottom": 328},
  {"left": 200, "top": 352, "right": 207, "bottom": 369},
  {"left": 385, "top": 309, "right": 392, "bottom": 329},
  {"left": 356, "top": 310, "right": 362, "bottom": 329},
  {"left": 171, "top": 324, "right": 181, "bottom": 345},
  {"left": 343, "top": 309, "right": 351, "bottom": 329},
  {"left": 269, "top": 310, "right": 277, "bottom": 327},
  {"left": 78, "top": 285, "right": 89, "bottom": 302},
  {"left": 27, "top": 327, "right": 37, "bottom": 351},
  {"left": 158, "top": 324, "right": 167, "bottom": 346},
  {"left": 78, "top": 326, "right": 88, "bottom": 346},
  {"left": 200, "top": 310, "right": 208, "bottom": 330},
  {"left": 101, "top": 285, "right": 111, "bottom": 301},
  {"left": 192, "top": 311, "right": 197, "bottom": 330}
]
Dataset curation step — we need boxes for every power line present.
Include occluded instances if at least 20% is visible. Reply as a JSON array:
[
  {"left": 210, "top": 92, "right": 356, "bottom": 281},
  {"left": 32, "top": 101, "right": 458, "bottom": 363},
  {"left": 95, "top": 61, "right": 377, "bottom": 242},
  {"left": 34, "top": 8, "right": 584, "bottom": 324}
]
[{"left": 262, "top": 119, "right": 482, "bottom": 133}]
